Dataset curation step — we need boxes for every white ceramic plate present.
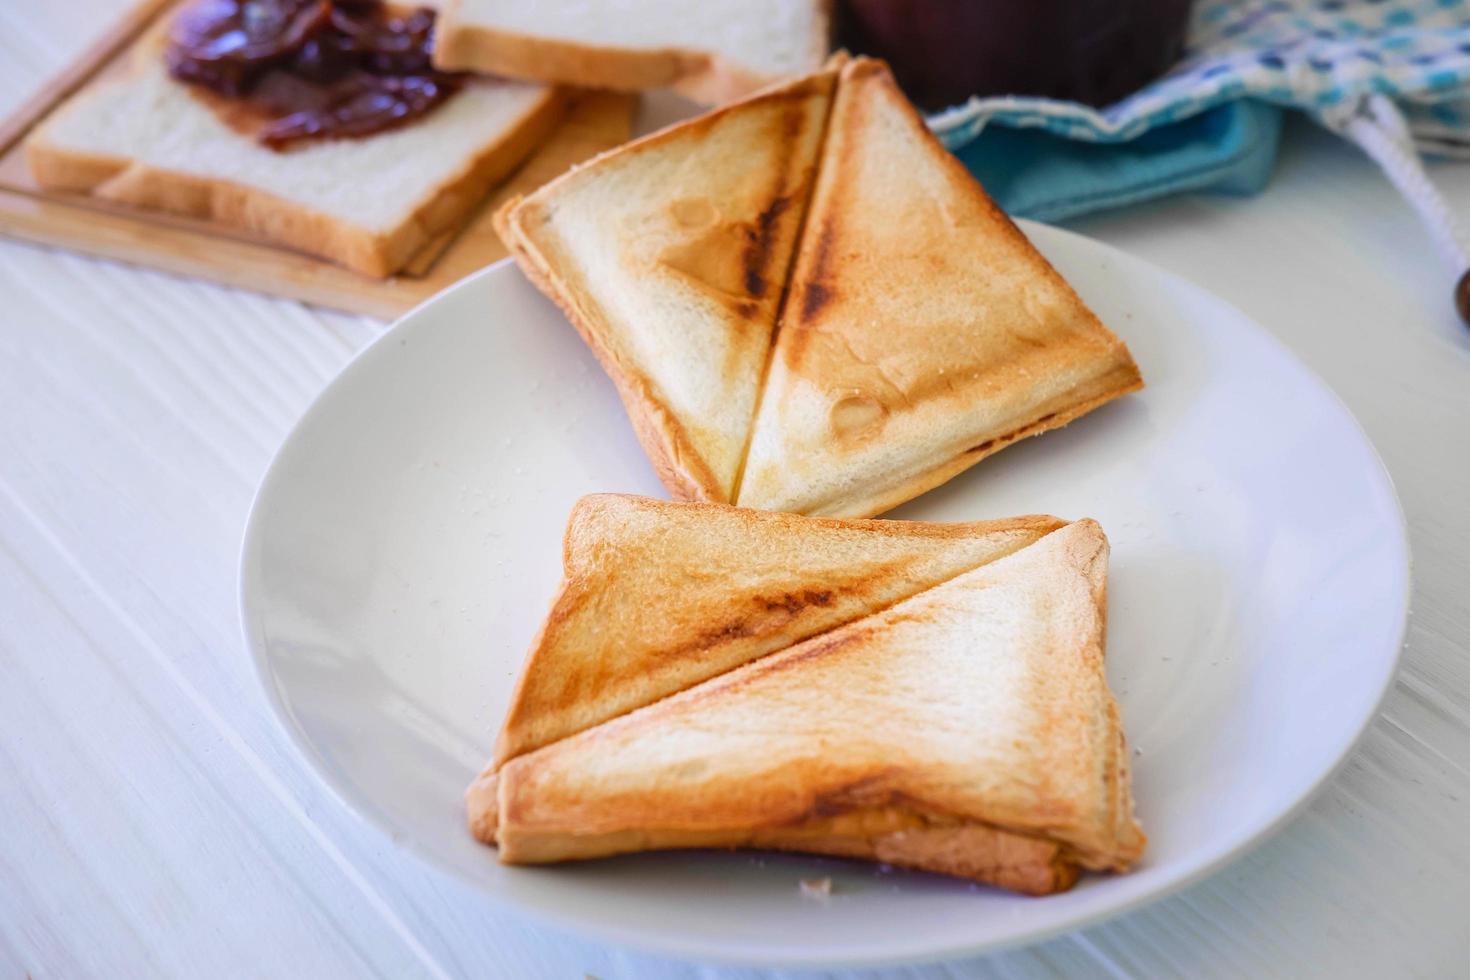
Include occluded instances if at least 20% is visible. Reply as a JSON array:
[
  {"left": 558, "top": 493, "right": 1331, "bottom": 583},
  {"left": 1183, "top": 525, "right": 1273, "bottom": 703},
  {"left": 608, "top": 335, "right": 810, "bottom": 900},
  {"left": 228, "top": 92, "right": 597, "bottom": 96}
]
[{"left": 240, "top": 222, "right": 1408, "bottom": 968}]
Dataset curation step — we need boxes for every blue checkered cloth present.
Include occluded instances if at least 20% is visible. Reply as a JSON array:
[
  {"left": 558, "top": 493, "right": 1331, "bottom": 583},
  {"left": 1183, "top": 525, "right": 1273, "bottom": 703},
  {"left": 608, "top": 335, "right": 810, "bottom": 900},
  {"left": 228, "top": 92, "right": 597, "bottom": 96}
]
[{"left": 932, "top": 0, "right": 1470, "bottom": 221}]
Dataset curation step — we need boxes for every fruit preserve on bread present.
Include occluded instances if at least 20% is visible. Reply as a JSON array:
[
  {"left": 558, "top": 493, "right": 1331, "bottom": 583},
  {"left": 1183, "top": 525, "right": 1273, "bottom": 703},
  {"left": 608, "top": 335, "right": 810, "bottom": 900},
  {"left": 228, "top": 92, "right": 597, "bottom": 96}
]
[{"left": 165, "top": 0, "right": 462, "bottom": 149}]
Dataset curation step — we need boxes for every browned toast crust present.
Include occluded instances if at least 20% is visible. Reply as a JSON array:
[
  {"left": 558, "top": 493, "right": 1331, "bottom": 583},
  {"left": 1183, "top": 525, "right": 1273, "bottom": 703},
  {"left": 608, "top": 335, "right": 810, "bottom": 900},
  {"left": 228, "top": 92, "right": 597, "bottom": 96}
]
[{"left": 494, "top": 202, "right": 722, "bottom": 498}]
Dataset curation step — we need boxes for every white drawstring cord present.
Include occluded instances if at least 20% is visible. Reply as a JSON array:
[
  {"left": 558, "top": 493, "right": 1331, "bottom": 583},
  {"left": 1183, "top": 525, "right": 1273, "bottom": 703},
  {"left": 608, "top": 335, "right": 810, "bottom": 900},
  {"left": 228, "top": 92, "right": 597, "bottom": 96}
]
[{"left": 1321, "top": 94, "right": 1470, "bottom": 323}]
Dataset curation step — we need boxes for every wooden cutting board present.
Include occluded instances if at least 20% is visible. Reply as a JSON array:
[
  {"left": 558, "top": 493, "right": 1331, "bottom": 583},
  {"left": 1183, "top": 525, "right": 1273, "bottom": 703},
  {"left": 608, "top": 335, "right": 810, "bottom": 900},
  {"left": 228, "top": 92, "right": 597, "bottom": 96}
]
[{"left": 0, "top": 0, "right": 636, "bottom": 319}]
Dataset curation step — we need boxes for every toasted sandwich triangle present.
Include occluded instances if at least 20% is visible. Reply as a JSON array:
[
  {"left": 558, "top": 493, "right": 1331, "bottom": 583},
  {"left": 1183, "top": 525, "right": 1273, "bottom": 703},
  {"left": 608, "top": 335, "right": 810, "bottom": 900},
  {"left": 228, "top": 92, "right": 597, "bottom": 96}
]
[
  {"left": 490, "top": 494, "right": 1065, "bottom": 768},
  {"left": 472, "top": 518, "right": 1145, "bottom": 895},
  {"left": 735, "top": 58, "right": 1144, "bottom": 517},
  {"left": 495, "top": 64, "right": 840, "bottom": 502}
]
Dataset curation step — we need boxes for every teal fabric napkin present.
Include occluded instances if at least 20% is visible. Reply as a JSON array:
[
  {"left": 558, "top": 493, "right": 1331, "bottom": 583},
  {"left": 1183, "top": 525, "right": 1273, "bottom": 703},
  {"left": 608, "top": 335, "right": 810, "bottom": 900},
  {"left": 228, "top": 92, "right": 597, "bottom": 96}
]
[{"left": 958, "top": 99, "right": 1283, "bottom": 222}]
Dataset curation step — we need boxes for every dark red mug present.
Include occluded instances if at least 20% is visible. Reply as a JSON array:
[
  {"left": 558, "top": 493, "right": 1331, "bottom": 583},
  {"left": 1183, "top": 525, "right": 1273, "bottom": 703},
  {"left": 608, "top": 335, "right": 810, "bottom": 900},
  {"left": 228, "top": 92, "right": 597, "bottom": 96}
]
[{"left": 839, "top": 0, "right": 1195, "bottom": 111}]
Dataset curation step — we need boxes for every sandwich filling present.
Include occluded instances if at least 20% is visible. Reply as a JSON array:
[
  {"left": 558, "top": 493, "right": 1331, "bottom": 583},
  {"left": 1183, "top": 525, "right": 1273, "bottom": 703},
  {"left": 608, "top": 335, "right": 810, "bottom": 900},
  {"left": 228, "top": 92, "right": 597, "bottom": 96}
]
[{"left": 166, "top": 0, "right": 463, "bottom": 149}]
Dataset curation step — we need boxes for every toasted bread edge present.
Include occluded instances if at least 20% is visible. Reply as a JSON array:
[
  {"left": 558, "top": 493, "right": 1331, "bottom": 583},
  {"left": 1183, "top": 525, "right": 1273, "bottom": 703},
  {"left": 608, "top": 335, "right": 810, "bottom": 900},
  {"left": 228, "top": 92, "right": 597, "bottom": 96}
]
[
  {"left": 492, "top": 198, "right": 727, "bottom": 499},
  {"left": 433, "top": 2, "right": 833, "bottom": 104}
]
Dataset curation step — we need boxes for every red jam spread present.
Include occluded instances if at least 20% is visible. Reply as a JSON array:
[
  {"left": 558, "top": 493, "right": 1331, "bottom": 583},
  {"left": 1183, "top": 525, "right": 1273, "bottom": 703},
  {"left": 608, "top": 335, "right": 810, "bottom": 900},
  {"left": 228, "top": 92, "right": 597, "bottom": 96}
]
[{"left": 165, "top": 0, "right": 461, "bottom": 149}]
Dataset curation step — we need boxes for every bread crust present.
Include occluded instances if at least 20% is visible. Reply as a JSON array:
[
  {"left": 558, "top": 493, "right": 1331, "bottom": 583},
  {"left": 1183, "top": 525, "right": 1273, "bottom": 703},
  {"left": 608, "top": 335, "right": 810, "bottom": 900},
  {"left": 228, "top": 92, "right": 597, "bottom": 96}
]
[
  {"left": 470, "top": 775, "right": 1081, "bottom": 899},
  {"left": 433, "top": 2, "right": 832, "bottom": 104},
  {"left": 436, "top": 22, "right": 704, "bottom": 94},
  {"left": 470, "top": 768, "right": 1080, "bottom": 895},
  {"left": 26, "top": 80, "right": 568, "bottom": 277}
]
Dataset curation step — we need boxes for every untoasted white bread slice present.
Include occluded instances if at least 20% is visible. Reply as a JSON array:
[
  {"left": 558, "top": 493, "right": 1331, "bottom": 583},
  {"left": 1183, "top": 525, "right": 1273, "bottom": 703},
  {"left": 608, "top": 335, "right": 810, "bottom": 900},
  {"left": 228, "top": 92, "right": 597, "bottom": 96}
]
[
  {"left": 434, "top": 0, "right": 830, "bottom": 104},
  {"left": 26, "top": 56, "right": 564, "bottom": 277},
  {"left": 495, "top": 67, "right": 837, "bottom": 500},
  {"left": 737, "top": 58, "right": 1144, "bottom": 517},
  {"left": 473, "top": 519, "right": 1144, "bottom": 895},
  {"left": 491, "top": 494, "right": 1064, "bottom": 767}
]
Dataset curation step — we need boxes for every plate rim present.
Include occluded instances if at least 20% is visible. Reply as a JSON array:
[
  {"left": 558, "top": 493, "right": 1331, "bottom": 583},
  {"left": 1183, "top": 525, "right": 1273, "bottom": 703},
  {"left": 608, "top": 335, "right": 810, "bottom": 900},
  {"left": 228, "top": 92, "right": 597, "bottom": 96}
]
[{"left": 238, "top": 224, "right": 1411, "bottom": 968}]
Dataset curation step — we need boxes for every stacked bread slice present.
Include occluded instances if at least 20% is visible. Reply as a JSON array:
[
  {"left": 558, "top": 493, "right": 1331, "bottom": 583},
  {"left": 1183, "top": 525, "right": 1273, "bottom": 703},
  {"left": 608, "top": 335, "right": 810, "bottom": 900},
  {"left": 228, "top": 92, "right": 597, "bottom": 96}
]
[
  {"left": 497, "top": 57, "right": 1143, "bottom": 519},
  {"left": 434, "top": 0, "right": 832, "bottom": 104},
  {"left": 467, "top": 495, "right": 1146, "bottom": 895},
  {"left": 26, "top": 28, "right": 567, "bottom": 277}
]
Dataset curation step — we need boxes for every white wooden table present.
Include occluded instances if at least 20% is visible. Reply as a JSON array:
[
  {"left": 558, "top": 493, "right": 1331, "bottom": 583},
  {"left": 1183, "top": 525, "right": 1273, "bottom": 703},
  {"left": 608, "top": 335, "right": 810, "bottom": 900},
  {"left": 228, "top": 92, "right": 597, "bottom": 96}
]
[{"left": 4, "top": 5, "right": 1469, "bottom": 978}]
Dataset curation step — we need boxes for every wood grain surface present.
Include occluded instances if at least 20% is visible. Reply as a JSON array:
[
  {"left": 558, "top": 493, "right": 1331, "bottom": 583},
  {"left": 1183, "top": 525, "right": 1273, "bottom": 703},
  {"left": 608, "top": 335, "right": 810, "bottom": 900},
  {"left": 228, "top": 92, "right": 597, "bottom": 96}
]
[{"left": 2, "top": 3, "right": 1468, "bottom": 978}]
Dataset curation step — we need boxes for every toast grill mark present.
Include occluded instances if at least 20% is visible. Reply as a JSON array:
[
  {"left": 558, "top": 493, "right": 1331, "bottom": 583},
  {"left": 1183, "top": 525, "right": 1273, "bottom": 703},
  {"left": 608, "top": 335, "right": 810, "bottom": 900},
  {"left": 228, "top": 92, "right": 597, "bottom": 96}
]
[
  {"left": 527, "top": 572, "right": 888, "bottom": 717},
  {"left": 530, "top": 580, "right": 854, "bottom": 714},
  {"left": 742, "top": 195, "right": 791, "bottom": 299},
  {"left": 653, "top": 586, "right": 839, "bottom": 662},
  {"left": 962, "top": 414, "right": 1059, "bottom": 457},
  {"left": 712, "top": 617, "right": 879, "bottom": 692},
  {"left": 727, "top": 75, "right": 844, "bottom": 503},
  {"left": 795, "top": 221, "right": 838, "bottom": 325},
  {"left": 784, "top": 73, "right": 874, "bottom": 341},
  {"left": 740, "top": 91, "right": 823, "bottom": 299},
  {"left": 758, "top": 588, "right": 834, "bottom": 615},
  {"left": 738, "top": 96, "right": 817, "bottom": 304},
  {"left": 807, "top": 772, "right": 908, "bottom": 819},
  {"left": 654, "top": 102, "right": 811, "bottom": 327},
  {"left": 656, "top": 220, "right": 766, "bottom": 310},
  {"left": 800, "top": 282, "right": 833, "bottom": 322}
]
